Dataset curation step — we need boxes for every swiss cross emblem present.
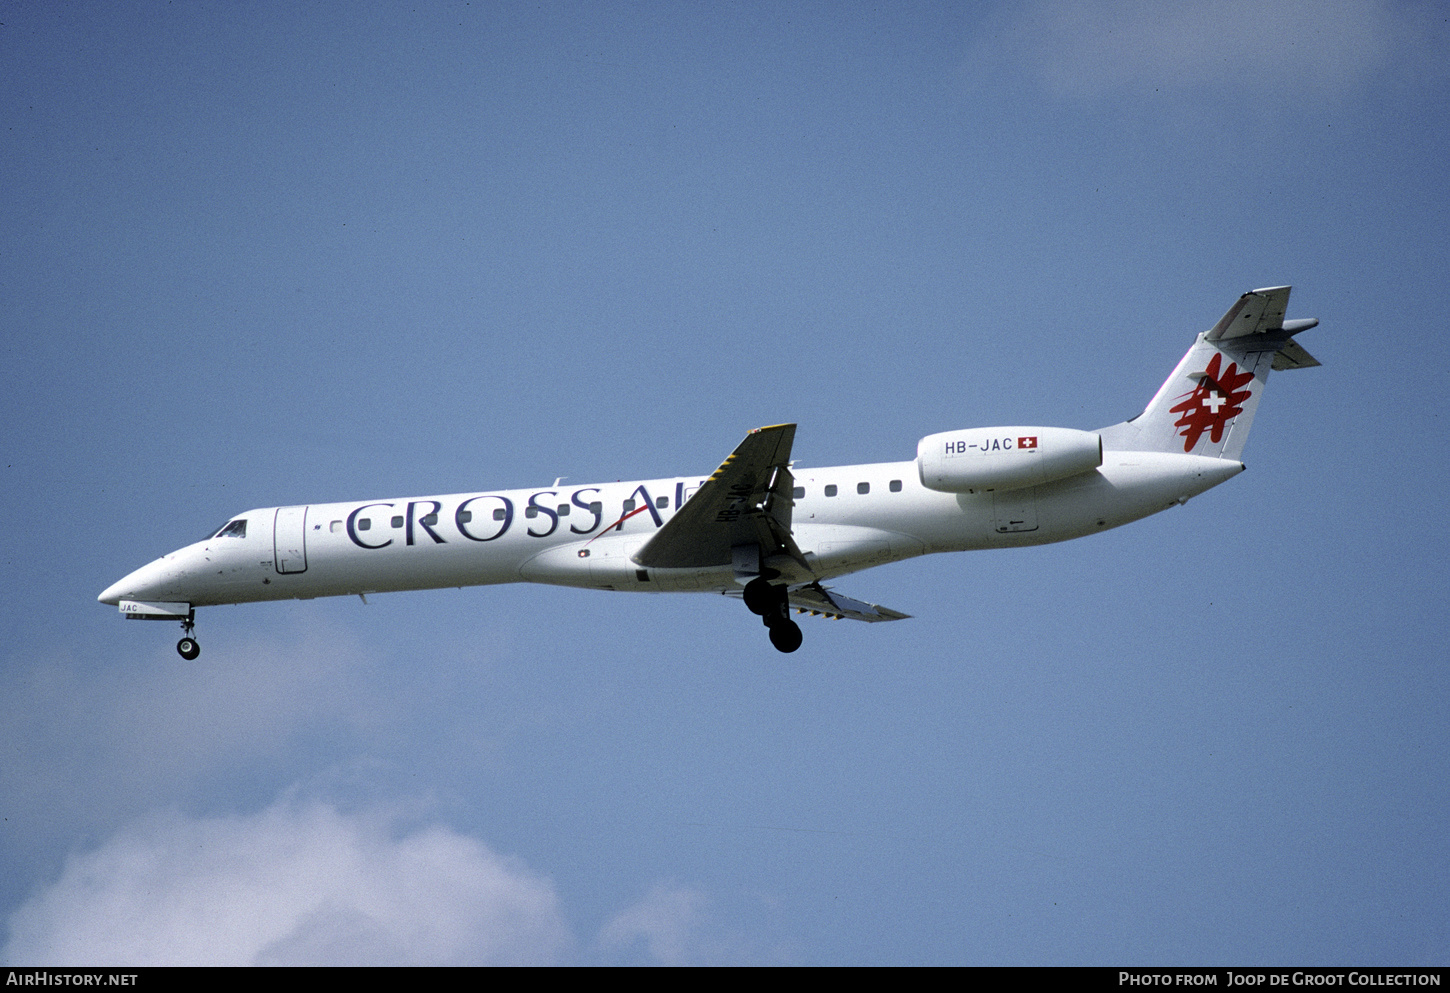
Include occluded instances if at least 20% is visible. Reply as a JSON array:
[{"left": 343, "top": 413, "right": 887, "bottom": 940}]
[
  {"left": 1018, "top": 436, "right": 1038, "bottom": 450},
  {"left": 1168, "top": 353, "right": 1254, "bottom": 452}
]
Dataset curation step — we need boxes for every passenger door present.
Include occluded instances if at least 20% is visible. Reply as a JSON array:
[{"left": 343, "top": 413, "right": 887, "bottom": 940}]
[{"left": 273, "top": 505, "right": 309, "bottom": 573}]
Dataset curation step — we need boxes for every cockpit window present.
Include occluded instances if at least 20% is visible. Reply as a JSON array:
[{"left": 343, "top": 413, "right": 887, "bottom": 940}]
[{"left": 215, "top": 520, "right": 247, "bottom": 539}]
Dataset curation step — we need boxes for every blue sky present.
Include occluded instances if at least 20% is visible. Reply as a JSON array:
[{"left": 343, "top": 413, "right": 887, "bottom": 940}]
[{"left": 2, "top": 0, "right": 1447, "bottom": 965}]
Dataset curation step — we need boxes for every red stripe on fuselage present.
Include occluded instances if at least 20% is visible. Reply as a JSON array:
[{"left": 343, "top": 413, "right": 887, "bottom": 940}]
[{"left": 585, "top": 503, "right": 652, "bottom": 545}]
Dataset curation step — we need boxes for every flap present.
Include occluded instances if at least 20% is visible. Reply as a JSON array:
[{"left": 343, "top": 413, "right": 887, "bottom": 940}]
[{"left": 786, "top": 583, "right": 910, "bottom": 622}]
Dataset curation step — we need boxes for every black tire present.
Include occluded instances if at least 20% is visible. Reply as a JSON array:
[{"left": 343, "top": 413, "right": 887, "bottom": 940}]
[
  {"left": 177, "top": 637, "right": 200, "bottom": 660},
  {"left": 742, "top": 578, "right": 776, "bottom": 615},
  {"left": 768, "top": 619, "right": 803, "bottom": 653}
]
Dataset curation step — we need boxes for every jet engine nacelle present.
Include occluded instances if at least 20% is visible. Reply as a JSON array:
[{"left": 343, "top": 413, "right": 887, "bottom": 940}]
[{"left": 917, "top": 426, "right": 1102, "bottom": 494}]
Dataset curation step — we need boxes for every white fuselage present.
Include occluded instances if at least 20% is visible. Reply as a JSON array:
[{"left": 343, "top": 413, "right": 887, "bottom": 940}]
[{"left": 99, "top": 451, "right": 1242, "bottom": 610}]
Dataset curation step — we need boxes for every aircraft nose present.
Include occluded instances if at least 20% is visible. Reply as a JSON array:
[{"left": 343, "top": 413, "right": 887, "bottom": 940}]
[{"left": 98, "top": 555, "right": 182, "bottom": 605}]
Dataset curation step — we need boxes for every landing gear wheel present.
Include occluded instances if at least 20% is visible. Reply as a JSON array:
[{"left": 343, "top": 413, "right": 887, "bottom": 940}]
[
  {"left": 742, "top": 578, "right": 778, "bottom": 615},
  {"left": 768, "top": 618, "right": 803, "bottom": 653}
]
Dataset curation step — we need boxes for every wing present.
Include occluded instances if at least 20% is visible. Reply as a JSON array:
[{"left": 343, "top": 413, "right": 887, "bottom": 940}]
[
  {"left": 782, "top": 582, "right": 910, "bottom": 622},
  {"left": 632, "top": 423, "right": 803, "bottom": 569}
]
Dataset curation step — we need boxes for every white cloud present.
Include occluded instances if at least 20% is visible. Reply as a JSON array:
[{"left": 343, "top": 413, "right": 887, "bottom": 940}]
[
  {"left": 970, "top": 0, "right": 1404, "bottom": 99},
  {"left": 3, "top": 799, "right": 571, "bottom": 966},
  {"left": 0, "top": 619, "right": 404, "bottom": 869},
  {"left": 596, "top": 882, "right": 709, "bottom": 966}
]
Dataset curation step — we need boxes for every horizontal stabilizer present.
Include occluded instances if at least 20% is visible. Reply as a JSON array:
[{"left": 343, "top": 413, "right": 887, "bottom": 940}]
[
  {"left": 1207, "top": 285, "right": 1293, "bottom": 340},
  {"left": 1207, "top": 288, "right": 1321, "bottom": 370},
  {"left": 1271, "top": 336, "right": 1321, "bottom": 371}
]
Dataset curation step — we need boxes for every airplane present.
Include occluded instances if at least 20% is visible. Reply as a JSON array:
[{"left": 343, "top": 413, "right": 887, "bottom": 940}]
[{"left": 100, "top": 286, "right": 1320, "bottom": 657}]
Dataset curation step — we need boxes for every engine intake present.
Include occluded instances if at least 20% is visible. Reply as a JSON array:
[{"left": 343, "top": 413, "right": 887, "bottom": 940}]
[{"left": 917, "top": 426, "right": 1102, "bottom": 494}]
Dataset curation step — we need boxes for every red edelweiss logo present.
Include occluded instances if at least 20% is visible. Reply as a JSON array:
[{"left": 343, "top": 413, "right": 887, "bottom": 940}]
[{"left": 1168, "top": 352, "right": 1253, "bottom": 453}]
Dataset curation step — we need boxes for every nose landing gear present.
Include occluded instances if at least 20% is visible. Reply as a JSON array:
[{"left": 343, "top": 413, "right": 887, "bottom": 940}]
[
  {"left": 743, "top": 578, "right": 803, "bottom": 653},
  {"left": 176, "top": 610, "right": 200, "bottom": 660}
]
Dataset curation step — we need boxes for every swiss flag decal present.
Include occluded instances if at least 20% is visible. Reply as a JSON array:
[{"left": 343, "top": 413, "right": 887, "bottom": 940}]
[{"left": 1018, "top": 436, "right": 1038, "bottom": 450}]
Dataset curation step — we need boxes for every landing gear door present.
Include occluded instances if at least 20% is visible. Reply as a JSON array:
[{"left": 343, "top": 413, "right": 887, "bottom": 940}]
[{"left": 274, "top": 505, "right": 309, "bottom": 574}]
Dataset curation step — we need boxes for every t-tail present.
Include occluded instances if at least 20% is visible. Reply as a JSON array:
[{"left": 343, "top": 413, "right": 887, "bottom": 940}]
[{"left": 1098, "top": 286, "right": 1320, "bottom": 460}]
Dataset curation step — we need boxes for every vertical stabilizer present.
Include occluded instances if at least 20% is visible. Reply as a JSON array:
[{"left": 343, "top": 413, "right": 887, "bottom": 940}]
[{"left": 1099, "top": 286, "right": 1318, "bottom": 459}]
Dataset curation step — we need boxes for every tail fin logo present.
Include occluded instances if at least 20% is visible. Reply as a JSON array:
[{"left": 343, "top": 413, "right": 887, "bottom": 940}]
[{"left": 1169, "top": 353, "right": 1254, "bottom": 453}]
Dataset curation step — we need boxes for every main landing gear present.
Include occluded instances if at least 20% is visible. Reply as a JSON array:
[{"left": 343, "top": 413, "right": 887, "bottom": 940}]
[
  {"left": 743, "top": 578, "right": 803, "bottom": 654},
  {"left": 176, "top": 610, "right": 200, "bottom": 660}
]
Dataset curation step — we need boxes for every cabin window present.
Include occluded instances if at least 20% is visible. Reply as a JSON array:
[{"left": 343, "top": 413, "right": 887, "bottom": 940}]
[
  {"left": 557, "top": 504, "right": 570, "bottom": 516},
  {"left": 890, "top": 479, "right": 902, "bottom": 492},
  {"left": 793, "top": 487, "right": 805, "bottom": 498},
  {"left": 656, "top": 496, "right": 668, "bottom": 509},
  {"left": 493, "top": 508, "right": 507, "bottom": 521},
  {"left": 357, "top": 518, "right": 371, "bottom": 531},
  {"left": 216, "top": 520, "right": 247, "bottom": 539},
  {"left": 457, "top": 511, "right": 472, "bottom": 523},
  {"left": 623, "top": 499, "right": 637, "bottom": 511},
  {"left": 330, "top": 520, "right": 342, "bottom": 533},
  {"left": 858, "top": 482, "right": 870, "bottom": 494},
  {"left": 391, "top": 516, "right": 404, "bottom": 528},
  {"left": 590, "top": 502, "right": 602, "bottom": 514},
  {"left": 825, "top": 484, "right": 838, "bottom": 497},
  {"left": 525, "top": 506, "right": 539, "bottom": 518},
  {"left": 420, "top": 513, "right": 438, "bottom": 526}
]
